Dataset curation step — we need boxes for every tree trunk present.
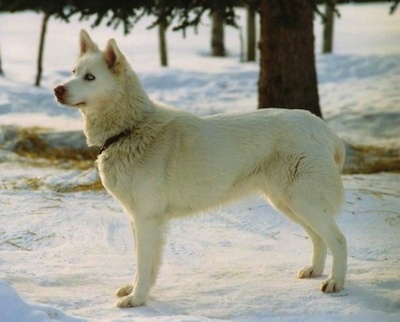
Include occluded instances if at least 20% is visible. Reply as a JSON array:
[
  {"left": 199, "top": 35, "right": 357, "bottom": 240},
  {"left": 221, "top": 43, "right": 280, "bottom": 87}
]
[
  {"left": 246, "top": 6, "right": 256, "bottom": 62},
  {"left": 322, "top": 0, "right": 336, "bottom": 54},
  {"left": 35, "top": 12, "right": 50, "bottom": 87},
  {"left": 258, "top": 0, "right": 322, "bottom": 118},
  {"left": 158, "top": 16, "right": 168, "bottom": 67},
  {"left": 211, "top": 9, "right": 225, "bottom": 57},
  {"left": 0, "top": 41, "right": 3, "bottom": 76}
]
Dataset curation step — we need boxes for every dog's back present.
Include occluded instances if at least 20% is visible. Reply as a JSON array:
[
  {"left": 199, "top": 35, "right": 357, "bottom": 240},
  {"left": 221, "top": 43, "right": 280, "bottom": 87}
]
[{"left": 117, "top": 106, "right": 345, "bottom": 221}]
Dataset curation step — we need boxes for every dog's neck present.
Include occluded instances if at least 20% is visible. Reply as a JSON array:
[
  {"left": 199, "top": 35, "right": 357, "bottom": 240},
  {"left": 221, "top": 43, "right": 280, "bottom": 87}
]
[
  {"left": 81, "top": 73, "right": 154, "bottom": 148},
  {"left": 98, "top": 129, "right": 132, "bottom": 155}
]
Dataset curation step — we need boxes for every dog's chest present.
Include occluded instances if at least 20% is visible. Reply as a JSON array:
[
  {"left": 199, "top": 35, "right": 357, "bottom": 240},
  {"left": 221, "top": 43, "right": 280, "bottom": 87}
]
[{"left": 97, "top": 154, "right": 133, "bottom": 193}]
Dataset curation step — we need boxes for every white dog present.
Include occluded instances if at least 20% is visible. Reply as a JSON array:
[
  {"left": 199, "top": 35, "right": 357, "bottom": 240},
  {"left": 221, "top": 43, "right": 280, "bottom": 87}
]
[{"left": 54, "top": 30, "right": 347, "bottom": 307}]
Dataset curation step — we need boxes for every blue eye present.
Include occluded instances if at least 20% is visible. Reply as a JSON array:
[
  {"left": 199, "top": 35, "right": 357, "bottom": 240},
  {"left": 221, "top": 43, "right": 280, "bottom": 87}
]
[{"left": 84, "top": 73, "right": 95, "bottom": 81}]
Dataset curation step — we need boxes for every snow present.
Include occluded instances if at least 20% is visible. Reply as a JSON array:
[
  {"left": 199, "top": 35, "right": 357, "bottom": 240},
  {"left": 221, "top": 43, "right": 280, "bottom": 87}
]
[{"left": 0, "top": 3, "right": 400, "bottom": 321}]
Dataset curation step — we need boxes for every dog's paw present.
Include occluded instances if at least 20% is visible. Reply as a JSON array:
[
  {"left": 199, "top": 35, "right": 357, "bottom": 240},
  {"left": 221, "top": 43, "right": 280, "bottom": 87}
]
[
  {"left": 115, "top": 284, "right": 134, "bottom": 298},
  {"left": 297, "top": 265, "right": 323, "bottom": 278},
  {"left": 320, "top": 277, "right": 344, "bottom": 293},
  {"left": 116, "top": 295, "right": 146, "bottom": 308}
]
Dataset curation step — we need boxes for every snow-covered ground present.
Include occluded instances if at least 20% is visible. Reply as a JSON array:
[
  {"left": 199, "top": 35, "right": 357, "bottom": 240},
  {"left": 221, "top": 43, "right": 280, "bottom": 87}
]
[{"left": 0, "top": 3, "right": 399, "bottom": 322}]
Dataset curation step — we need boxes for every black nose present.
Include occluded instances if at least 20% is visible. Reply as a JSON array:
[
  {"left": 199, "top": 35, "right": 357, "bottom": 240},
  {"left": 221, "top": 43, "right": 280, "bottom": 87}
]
[{"left": 54, "top": 85, "right": 65, "bottom": 99}]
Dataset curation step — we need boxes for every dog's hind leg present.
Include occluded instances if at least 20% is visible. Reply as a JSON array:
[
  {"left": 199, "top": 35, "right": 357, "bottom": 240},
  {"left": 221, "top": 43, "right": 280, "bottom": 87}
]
[
  {"left": 285, "top": 195, "right": 347, "bottom": 293},
  {"left": 297, "top": 225, "right": 327, "bottom": 279},
  {"left": 268, "top": 200, "right": 327, "bottom": 278},
  {"left": 116, "top": 217, "right": 165, "bottom": 307},
  {"left": 309, "top": 217, "right": 347, "bottom": 293}
]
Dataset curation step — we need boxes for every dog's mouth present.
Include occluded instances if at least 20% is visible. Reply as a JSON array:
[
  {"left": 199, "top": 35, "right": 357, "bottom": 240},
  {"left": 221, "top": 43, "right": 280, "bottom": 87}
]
[{"left": 55, "top": 98, "right": 85, "bottom": 108}]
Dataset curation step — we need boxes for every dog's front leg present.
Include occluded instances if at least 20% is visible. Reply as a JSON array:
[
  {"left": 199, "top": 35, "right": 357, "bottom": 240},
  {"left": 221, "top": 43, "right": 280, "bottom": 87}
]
[
  {"left": 116, "top": 217, "right": 165, "bottom": 307},
  {"left": 115, "top": 221, "right": 137, "bottom": 298}
]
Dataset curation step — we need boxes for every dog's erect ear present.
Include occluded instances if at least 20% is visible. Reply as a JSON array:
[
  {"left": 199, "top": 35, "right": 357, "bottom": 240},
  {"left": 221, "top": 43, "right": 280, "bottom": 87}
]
[
  {"left": 80, "top": 29, "right": 99, "bottom": 56},
  {"left": 104, "top": 38, "right": 124, "bottom": 71}
]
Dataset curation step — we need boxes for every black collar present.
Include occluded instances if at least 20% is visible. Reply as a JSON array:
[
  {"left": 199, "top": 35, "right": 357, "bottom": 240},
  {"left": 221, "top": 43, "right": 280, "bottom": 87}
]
[{"left": 98, "top": 129, "right": 132, "bottom": 155}]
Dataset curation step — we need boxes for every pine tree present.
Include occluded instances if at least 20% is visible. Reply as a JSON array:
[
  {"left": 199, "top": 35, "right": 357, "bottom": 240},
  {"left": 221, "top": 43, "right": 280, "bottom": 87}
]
[
  {"left": 258, "top": 0, "right": 321, "bottom": 117},
  {"left": 3, "top": 0, "right": 398, "bottom": 115},
  {"left": 211, "top": 8, "right": 225, "bottom": 57},
  {"left": 158, "top": 16, "right": 169, "bottom": 67},
  {"left": 246, "top": 5, "right": 256, "bottom": 62},
  {"left": 322, "top": 0, "right": 336, "bottom": 54},
  {"left": 35, "top": 11, "right": 51, "bottom": 86},
  {"left": 0, "top": 0, "right": 68, "bottom": 85}
]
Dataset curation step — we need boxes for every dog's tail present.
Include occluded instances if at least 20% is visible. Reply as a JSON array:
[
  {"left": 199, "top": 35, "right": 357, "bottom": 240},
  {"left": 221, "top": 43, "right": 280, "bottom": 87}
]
[{"left": 334, "top": 138, "right": 346, "bottom": 173}]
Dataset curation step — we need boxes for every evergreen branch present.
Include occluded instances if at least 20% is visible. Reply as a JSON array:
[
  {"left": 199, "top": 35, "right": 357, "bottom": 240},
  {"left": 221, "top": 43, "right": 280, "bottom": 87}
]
[{"left": 390, "top": 0, "right": 399, "bottom": 14}]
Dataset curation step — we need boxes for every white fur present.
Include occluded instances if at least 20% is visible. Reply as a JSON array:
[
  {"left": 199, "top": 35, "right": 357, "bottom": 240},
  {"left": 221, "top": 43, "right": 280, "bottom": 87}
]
[{"left": 54, "top": 30, "right": 347, "bottom": 308}]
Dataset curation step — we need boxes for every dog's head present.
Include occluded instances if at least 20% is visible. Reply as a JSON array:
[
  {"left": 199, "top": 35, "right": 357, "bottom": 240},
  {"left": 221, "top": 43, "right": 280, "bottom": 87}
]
[{"left": 54, "top": 30, "right": 127, "bottom": 110}]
